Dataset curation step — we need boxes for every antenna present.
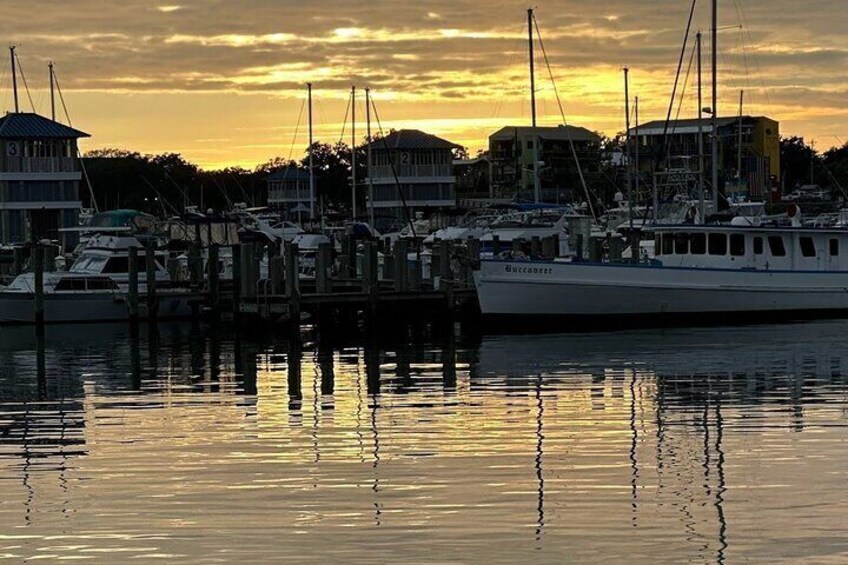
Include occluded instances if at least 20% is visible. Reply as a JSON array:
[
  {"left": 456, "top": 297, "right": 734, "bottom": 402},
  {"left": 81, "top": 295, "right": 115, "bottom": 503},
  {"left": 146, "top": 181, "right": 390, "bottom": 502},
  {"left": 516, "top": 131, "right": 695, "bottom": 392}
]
[
  {"left": 49, "top": 61, "right": 55, "bottom": 120},
  {"left": 9, "top": 45, "right": 18, "bottom": 112}
]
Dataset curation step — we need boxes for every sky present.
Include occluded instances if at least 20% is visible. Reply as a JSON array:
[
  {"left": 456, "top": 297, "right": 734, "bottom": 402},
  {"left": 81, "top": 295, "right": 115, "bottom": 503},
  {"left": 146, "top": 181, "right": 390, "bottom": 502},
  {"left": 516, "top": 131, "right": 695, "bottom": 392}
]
[{"left": 0, "top": 0, "right": 845, "bottom": 169}]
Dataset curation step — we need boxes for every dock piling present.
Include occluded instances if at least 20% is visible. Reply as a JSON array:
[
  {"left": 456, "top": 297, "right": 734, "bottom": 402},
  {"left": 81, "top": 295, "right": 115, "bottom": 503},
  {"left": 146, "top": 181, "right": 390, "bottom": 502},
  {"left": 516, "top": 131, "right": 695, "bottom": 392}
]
[
  {"left": 33, "top": 245, "right": 44, "bottom": 326},
  {"left": 128, "top": 246, "right": 139, "bottom": 322},
  {"left": 145, "top": 244, "right": 158, "bottom": 320}
]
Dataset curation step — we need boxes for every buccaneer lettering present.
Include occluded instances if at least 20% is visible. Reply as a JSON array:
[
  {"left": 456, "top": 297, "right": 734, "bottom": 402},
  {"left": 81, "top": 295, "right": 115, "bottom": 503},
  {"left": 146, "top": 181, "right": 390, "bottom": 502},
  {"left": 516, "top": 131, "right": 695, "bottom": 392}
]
[{"left": 505, "top": 265, "right": 553, "bottom": 275}]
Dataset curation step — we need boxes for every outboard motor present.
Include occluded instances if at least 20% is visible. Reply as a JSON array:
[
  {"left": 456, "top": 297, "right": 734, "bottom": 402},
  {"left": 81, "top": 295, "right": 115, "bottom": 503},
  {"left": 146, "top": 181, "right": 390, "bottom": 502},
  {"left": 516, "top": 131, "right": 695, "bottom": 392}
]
[{"left": 787, "top": 203, "right": 802, "bottom": 227}]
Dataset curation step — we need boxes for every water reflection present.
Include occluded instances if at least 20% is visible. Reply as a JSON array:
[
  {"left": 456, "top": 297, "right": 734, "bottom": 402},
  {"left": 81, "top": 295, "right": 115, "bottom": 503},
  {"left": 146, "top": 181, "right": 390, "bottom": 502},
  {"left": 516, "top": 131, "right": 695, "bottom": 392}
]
[{"left": 1, "top": 321, "right": 848, "bottom": 561}]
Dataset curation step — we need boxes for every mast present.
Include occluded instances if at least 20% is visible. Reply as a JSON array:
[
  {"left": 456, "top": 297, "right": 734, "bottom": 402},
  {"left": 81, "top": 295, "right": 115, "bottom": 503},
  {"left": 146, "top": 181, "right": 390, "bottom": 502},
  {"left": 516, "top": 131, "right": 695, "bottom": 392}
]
[
  {"left": 366, "top": 87, "right": 375, "bottom": 227},
  {"left": 737, "top": 89, "right": 743, "bottom": 185},
  {"left": 528, "top": 8, "right": 541, "bottom": 203},
  {"left": 10, "top": 46, "right": 18, "bottom": 113},
  {"left": 697, "top": 31, "right": 705, "bottom": 222},
  {"left": 624, "top": 67, "right": 632, "bottom": 231},
  {"left": 711, "top": 0, "right": 719, "bottom": 210},
  {"left": 49, "top": 61, "right": 56, "bottom": 120},
  {"left": 635, "top": 95, "right": 640, "bottom": 212},
  {"left": 351, "top": 85, "right": 357, "bottom": 220},
  {"left": 307, "top": 82, "right": 315, "bottom": 221}
]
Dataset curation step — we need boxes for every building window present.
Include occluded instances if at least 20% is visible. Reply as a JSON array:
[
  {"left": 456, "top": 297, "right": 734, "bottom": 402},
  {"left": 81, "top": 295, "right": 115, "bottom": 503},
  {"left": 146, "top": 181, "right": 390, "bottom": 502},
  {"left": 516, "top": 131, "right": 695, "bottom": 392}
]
[
  {"left": 690, "top": 233, "right": 706, "bottom": 254},
  {"left": 830, "top": 238, "right": 839, "bottom": 256},
  {"left": 768, "top": 236, "right": 786, "bottom": 257},
  {"left": 754, "top": 237, "right": 764, "bottom": 255},
  {"left": 730, "top": 234, "right": 745, "bottom": 256},
  {"left": 800, "top": 236, "right": 816, "bottom": 258},
  {"left": 708, "top": 233, "right": 727, "bottom": 255}
]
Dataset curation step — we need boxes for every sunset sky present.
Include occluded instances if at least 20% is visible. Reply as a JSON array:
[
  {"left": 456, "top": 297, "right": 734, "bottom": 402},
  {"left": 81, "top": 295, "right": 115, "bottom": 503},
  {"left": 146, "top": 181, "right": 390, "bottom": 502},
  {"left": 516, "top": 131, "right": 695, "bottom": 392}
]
[{"left": 0, "top": 0, "right": 845, "bottom": 169}]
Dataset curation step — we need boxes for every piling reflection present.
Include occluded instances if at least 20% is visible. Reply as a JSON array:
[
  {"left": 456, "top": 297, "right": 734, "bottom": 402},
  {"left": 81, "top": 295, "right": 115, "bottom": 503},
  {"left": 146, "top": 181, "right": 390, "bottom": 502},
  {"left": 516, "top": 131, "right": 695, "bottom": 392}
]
[{"left": 1, "top": 321, "right": 848, "bottom": 561}]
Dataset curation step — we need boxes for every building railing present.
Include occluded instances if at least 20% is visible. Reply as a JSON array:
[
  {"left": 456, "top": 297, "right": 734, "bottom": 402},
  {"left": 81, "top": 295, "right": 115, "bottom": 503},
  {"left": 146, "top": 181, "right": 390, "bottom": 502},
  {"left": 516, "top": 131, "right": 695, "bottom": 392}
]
[
  {"left": 373, "top": 185, "right": 455, "bottom": 202},
  {"left": 4, "top": 157, "right": 77, "bottom": 174},
  {"left": 370, "top": 164, "right": 453, "bottom": 178}
]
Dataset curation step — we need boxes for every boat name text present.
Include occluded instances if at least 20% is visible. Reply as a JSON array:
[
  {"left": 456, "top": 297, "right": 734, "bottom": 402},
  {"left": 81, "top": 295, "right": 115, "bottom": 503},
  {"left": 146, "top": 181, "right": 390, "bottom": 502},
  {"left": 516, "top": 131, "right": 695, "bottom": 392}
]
[{"left": 505, "top": 264, "right": 554, "bottom": 275}]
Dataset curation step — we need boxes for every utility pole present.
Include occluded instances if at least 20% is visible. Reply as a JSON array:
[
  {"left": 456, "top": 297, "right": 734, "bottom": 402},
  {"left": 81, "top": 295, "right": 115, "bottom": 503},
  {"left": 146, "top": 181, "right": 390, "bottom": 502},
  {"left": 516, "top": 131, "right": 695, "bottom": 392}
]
[
  {"left": 528, "top": 8, "right": 541, "bottom": 203},
  {"left": 366, "top": 87, "right": 375, "bottom": 227},
  {"left": 10, "top": 46, "right": 19, "bottom": 113},
  {"left": 711, "top": 0, "right": 719, "bottom": 210},
  {"left": 307, "top": 82, "right": 315, "bottom": 221},
  {"left": 697, "top": 31, "right": 705, "bottom": 222},
  {"left": 351, "top": 85, "right": 357, "bottom": 220},
  {"left": 49, "top": 61, "right": 55, "bottom": 120},
  {"left": 624, "top": 67, "right": 632, "bottom": 232}
]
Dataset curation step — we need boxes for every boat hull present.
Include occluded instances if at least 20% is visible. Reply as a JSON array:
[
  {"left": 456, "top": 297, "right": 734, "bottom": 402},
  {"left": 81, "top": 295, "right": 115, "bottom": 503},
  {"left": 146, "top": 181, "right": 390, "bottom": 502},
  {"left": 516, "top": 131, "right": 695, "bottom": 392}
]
[
  {"left": 0, "top": 292, "right": 194, "bottom": 325},
  {"left": 474, "top": 259, "right": 848, "bottom": 327}
]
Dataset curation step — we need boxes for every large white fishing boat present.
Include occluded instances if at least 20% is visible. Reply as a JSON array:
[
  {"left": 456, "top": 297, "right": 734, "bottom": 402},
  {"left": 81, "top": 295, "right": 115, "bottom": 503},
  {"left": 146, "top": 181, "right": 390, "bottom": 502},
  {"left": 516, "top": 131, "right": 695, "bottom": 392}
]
[{"left": 475, "top": 224, "right": 848, "bottom": 326}]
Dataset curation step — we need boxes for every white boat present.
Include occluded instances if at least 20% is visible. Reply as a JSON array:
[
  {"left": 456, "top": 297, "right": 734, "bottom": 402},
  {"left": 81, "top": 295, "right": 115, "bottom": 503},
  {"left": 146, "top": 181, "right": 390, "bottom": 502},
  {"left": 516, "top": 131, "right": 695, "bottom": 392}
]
[
  {"left": 0, "top": 234, "right": 193, "bottom": 324},
  {"left": 475, "top": 224, "right": 848, "bottom": 326}
]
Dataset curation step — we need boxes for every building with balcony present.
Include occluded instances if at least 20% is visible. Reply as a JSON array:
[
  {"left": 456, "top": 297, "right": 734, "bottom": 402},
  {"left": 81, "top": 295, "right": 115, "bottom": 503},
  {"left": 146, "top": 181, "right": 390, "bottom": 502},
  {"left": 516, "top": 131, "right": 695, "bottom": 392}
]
[
  {"left": 489, "top": 125, "right": 602, "bottom": 202},
  {"left": 629, "top": 115, "right": 780, "bottom": 199},
  {"left": 0, "top": 112, "right": 89, "bottom": 245},
  {"left": 363, "top": 129, "right": 460, "bottom": 217},
  {"left": 266, "top": 166, "right": 312, "bottom": 218}
]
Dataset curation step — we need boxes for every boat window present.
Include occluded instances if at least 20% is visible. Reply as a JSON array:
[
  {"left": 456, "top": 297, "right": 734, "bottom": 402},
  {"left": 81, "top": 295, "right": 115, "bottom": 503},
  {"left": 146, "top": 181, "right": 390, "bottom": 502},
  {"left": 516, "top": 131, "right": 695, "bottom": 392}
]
[
  {"left": 830, "top": 238, "right": 839, "bottom": 256},
  {"left": 768, "top": 236, "right": 786, "bottom": 257},
  {"left": 754, "top": 237, "right": 764, "bottom": 255},
  {"left": 54, "top": 278, "right": 86, "bottom": 291},
  {"left": 674, "top": 233, "right": 689, "bottom": 254},
  {"left": 87, "top": 278, "right": 118, "bottom": 290},
  {"left": 730, "top": 234, "right": 745, "bottom": 256},
  {"left": 690, "top": 233, "right": 706, "bottom": 255},
  {"left": 661, "top": 233, "right": 673, "bottom": 255},
  {"left": 102, "top": 256, "right": 148, "bottom": 274},
  {"left": 708, "top": 233, "right": 727, "bottom": 255},
  {"left": 800, "top": 236, "right": 816, "bottom": 258}
]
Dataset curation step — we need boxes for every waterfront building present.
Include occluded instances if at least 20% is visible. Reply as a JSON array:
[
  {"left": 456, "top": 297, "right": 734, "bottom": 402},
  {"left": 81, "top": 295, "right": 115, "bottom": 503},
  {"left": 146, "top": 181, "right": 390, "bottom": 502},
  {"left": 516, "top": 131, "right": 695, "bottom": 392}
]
[
  {"left": 363, "top": 129, "right": 461, "bottom": 217},
  {"left": 629, "top": 115, "right": 780, "bottom": 200},
  {"left": 266, "top": 166, "right": 312, "bottom": 218},
  {"left": 489, "top": 125, "right": 602, "bottom": 202},
  {"left": 0, "top": 112, "right": 89, "bottom": 245}
]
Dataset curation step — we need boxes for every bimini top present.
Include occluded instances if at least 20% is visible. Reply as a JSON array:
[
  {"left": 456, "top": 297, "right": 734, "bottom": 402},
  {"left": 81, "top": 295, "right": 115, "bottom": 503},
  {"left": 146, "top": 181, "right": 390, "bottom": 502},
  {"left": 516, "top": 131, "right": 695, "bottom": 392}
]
[{"left": 0, "top": 112, "right": 90, "bottom": 139}]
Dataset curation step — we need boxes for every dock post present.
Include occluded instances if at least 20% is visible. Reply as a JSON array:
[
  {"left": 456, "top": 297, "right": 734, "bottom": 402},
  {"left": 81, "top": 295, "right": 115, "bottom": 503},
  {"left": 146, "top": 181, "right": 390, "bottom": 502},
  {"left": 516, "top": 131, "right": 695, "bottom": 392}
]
[
  {"left": 43, "top": 245, "right": 56, "bottom": 273},
  {"left": 188, "top": 242, "right": 202, "bottom": 290},
  {"left": 240, "top": 243, "right": 256, "bottom": 300},
  {"left": 362, "top": 241, "right": 378, "bottom": 318},
  {"left": 12, "top": 247, "right": 23, "bottom": 276},
  {"left": 285, "top": 243, "right": 301, "bottom": 328},
  {"left": 531, "top": 236, "right": 542, "bottom": 258},
  {"left": 208, "top": 244, "right": 220, "bottom": 310},
  {"left": 492, "top": 234, "right": 501, "bottom": 256},
  {"left": 409, "top": 252, "right": 422, "bottom": 292},
  {"left": 393, "top": 239, "right": 408, "bottom": 292},
  {"left": 33, "top": 245, "right": 44, "bottom": 327},
  {"left": 145, "top": 244, "right": 158, "bottom": 321},
  {"left": 576, "top": 234, "right": 584, "bottom": 261},
  {"left": 316, "top": 241, "right": 332, "bottom": 294},
  {"left": 269, "top": 255, "right": 285, "bottom": 295},
  {"left": 231, "top": 244, "right": 241, "bottom": 319},
  {"left": 128, "top": 246, "right": 139, "bottom": 322},
  {"left": 438, "top": 239, "right": 451, "bottom": 290}
]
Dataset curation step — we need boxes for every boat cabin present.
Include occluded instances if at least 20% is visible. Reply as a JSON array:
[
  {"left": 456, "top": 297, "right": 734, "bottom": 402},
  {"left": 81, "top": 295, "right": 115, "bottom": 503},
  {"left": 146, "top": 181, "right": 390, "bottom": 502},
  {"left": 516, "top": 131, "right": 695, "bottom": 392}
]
[{"left": 653, "top": 226, "right": 848, "bottom": 271}]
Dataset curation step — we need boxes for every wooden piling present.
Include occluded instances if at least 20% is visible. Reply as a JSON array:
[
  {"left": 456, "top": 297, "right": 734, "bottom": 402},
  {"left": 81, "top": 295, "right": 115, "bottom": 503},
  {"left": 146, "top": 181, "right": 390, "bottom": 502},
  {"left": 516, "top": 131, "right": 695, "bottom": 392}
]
[
  {"left": 362, "top": 241, "right": 378, "bottom": 317},
  {"left": 393, "top": 238, "right": 408, "bottom": 292},
  {"left": 145, "top": 244, "right": 158, "bottom": 320},
  {"left": 240, "top": 243, "right": 256, "bottom": 299},
  {"left": 576, "top": 234, "right": 584, "bottom": 261},
  {"left": 43, "top": 245, "right": 56, "bottom": 273},
  {"left": 269, "top": 255, "right": 285, "bottom": 295},
  {"left": 208, "top": 244, "right": 220, "bottom": 308},
  {"left": 128, "top": 245, "right": 139, "bottom": 322},
  {"left": 33, "top": 245, "right": 44, "bottom": 326},
  {"left": 188, "top": 242, "right": 202, "bottom": 289},
  {"left": 231, "top": 244, "right": 241, "bottom": 318},
  {"left": 285, "top": 243, "right": 301, "bottom": 325},
  {"left": 492, "top": 234, "right": 501, "bottom": 255},
  {"left": 12, "top": 247, "right": 23, "bottom": 276},
  {"left": 438, "top": 239, "right": 451, "bottom": 290},
  {"left": 316, "top": 241, "right": 332, "bottom": 294},
  {"left": 409, "top": 253, "right": 422, "bottom": 292}
]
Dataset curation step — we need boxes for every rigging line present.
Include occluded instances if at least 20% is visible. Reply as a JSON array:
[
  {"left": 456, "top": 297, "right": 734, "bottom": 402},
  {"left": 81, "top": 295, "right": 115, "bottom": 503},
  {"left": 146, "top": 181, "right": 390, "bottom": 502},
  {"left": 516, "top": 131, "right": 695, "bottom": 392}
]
[
  {"left": 338, "top": 91, "right": 351, "bottom": 146},
  {"left": 532, "top": 14, "right": 596, "bottom": 220},
  {"left": 666, "top": 38, "right": 698, "bottom": 161},
  {"left": 369, "top": 96, "right": 416, "bottom": 239},
  {"left": 14, "top": 52, "right": 36, "bottom": 112},
  {"left": 491, "top": 19, "right": 526, "bottom": 120},
  {"left": 54, "top": 68, "right": 100, "bottom": 212},
  {"left": 288, "top": 97, "right": 306, "bottom": 163},
  {"left": 660, "top": 0, "right": 698, "bottom": 166}
]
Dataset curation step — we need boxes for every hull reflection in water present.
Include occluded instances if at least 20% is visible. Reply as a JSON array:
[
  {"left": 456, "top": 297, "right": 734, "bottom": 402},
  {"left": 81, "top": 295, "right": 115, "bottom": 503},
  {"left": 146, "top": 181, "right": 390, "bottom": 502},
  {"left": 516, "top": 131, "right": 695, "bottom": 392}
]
[{"left": 1, "top": 321, "right": 848, "bottom": 562}]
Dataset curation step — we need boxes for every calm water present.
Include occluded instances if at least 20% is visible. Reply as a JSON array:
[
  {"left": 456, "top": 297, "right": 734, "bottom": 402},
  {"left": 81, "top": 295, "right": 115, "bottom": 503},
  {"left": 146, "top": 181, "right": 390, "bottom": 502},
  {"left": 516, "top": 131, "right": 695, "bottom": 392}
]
[{"left": 2, "top": 321, "right": 848, "bottom": 563}]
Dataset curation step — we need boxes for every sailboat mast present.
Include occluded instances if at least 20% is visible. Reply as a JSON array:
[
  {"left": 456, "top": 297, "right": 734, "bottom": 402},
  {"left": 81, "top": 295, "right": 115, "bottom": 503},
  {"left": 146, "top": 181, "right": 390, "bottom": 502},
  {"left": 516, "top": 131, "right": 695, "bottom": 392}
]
[
  {"left": 49, "top": 61, "right": 55, "bottom": 120},
  {"left": 366, "top": 87, "right": 375, "bottom": 227},
  {"left": 10, "top": 46, "right": 18, "bottom": 113},
  {"left": 307, "top": 82, "right": 315, "bottom": 221},
  {"left": 624, "top": 67, "right": 632, "bottom": 231},
  {"left": 528, "top": 8, "right": 541, "bottom": 203},
  {"left": 711, "top": 0, "right": 719, "bottom": 210},
  {"left": 351, "top": 85, "right": 357, "bottom": 220},
  {"left": 697, "top": 31, "right": 705, "bottom": 222},
  {"left": 737, "top": 89, "right": 743, "bottom": 185}
]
